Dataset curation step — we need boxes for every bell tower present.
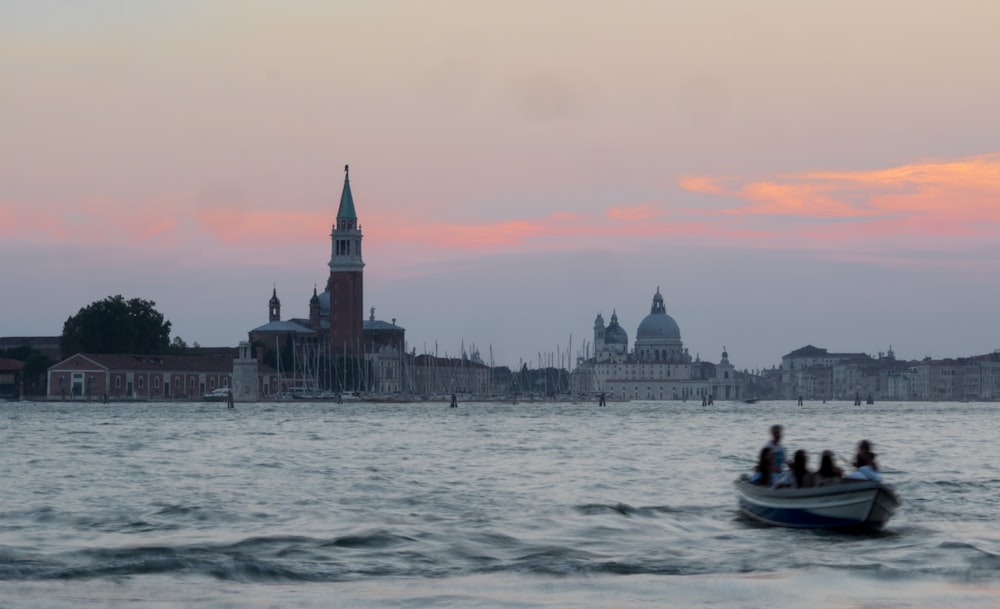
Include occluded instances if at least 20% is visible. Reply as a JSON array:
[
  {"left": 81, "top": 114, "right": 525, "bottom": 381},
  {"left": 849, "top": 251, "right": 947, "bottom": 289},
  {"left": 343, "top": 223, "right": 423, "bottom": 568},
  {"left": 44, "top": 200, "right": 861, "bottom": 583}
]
[
  {"left": 268, "top": 287, "right": 281, "bottom": 322},
  {"left": 327, "top": 164, "right": 364, "bottom": 356}
]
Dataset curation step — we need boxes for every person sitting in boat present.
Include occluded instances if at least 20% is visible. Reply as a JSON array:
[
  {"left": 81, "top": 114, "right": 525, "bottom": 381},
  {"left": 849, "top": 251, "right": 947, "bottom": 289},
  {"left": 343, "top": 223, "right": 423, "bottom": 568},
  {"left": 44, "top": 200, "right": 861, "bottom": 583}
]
[
  {"left": 763, "top": 424, "right": 788, "bottom": 472},
  {"left": 775, "top": 449, "right": 817, "bottom": 489},
  {"left": 846, "top": 440, "right": 882, "bottom": 482},
  {"left": 749, "top": 446, "right": 779, "bottom": 487},
  {"left": 815, "top": 450, "right": 844, "bottom": 486},
  {"left": 852, "top": 440, "right": 878, "bottom": 471}
]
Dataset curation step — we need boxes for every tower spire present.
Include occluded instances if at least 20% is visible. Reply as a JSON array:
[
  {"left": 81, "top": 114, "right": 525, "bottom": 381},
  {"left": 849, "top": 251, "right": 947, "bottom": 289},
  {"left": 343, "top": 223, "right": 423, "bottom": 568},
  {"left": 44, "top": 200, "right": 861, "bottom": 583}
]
[{"left": 337, "top": 164, "right": 357, "bottom": 222}]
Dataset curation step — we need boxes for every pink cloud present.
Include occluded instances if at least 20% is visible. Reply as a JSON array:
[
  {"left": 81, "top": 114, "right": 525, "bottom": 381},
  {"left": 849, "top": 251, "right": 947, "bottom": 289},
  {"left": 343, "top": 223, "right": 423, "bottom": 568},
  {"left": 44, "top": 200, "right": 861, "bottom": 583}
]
[
  {"left": 193, "top": 208, "right": 329, "bottom": 244},
  {"left": 13, "top": 152, "right": 1000, "bottom": 274}
]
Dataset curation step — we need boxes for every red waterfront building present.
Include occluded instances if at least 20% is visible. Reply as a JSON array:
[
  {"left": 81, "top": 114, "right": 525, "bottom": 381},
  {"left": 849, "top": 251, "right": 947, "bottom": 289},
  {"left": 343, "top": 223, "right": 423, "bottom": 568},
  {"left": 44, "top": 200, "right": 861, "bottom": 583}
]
[{"left": 46, "top": 352, "right": 279, "bottom": 401}]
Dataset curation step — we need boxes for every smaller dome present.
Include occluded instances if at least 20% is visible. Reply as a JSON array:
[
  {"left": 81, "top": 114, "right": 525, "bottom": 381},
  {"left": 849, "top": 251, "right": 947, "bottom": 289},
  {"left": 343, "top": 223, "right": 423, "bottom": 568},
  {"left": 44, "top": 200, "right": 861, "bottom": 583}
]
[
  {"left": 605, "top": 311, "right": 628, "bottom": 344},
  {"left": 317, "top": 289, "right": 330, "bottom": 315}
]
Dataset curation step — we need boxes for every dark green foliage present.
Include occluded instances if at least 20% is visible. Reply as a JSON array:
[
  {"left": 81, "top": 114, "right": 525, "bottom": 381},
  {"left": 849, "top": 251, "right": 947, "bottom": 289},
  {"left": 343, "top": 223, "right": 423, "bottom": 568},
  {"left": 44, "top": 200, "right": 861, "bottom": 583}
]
[{"left": 61, "top": 295, "right": 172, "bottom": 355}]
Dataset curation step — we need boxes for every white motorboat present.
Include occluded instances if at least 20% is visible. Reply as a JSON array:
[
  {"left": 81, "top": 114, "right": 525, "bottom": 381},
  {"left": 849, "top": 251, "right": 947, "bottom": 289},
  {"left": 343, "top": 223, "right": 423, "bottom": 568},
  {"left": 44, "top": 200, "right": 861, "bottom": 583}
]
[{"left": 734, "top": 477, "right": 901, "bottom": 531}]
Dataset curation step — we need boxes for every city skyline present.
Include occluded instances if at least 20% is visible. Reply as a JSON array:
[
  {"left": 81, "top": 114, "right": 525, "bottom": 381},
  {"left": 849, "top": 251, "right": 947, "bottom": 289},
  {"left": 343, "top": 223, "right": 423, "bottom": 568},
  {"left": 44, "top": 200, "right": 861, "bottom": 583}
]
[{"left": 4, "top": 1, "right": 1000, "bottom": 370}]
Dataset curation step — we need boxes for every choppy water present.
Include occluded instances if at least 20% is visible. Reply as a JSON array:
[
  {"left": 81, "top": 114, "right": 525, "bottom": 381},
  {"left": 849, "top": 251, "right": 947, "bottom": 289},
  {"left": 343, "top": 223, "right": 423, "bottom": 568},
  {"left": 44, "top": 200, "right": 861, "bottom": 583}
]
[{"left": 2, "top": 399, "right": 999, "bottom": 608}]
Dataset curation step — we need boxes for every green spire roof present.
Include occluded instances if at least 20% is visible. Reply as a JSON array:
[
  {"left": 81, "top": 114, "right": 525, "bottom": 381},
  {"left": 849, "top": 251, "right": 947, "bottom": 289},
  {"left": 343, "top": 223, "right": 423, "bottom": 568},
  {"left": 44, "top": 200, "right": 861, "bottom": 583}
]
[{"left": 337, "top": 164, "right": 357, "bottom": 220}]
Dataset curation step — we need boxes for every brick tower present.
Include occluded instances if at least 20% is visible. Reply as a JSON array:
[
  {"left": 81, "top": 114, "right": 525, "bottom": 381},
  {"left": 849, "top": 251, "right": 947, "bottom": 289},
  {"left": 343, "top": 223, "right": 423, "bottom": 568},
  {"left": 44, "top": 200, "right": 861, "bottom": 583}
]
[{"left": 327, "top": 164, "right": 364, "bottom": 357}]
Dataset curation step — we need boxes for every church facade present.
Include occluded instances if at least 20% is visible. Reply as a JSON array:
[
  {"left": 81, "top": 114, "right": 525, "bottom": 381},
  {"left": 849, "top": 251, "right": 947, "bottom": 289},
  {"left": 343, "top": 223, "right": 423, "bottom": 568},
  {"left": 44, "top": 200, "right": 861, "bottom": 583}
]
[
  {"left": 248, "top": 166, "right": 406, "bottom": 395},
  {"left": 571, "top": 288, "right": 746, "bottom": 401}
]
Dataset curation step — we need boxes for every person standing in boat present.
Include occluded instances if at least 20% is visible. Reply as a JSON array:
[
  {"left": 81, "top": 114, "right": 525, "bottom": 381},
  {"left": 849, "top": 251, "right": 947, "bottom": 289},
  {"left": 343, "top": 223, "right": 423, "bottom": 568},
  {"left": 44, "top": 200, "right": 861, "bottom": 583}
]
[{"left": 763, "top": 424, "right": 788, "bottom": 472}]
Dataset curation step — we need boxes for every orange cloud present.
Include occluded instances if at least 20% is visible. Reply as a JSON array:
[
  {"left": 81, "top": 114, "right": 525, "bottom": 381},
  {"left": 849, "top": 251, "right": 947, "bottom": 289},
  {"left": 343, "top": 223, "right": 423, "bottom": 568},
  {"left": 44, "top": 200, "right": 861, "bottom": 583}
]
[
  {"left": 678, "top": 154, "right": 1000, "bottom": 243},
  {"left": 606, "top": 203, "right": 663, "bottom": 221},
  {"left": 677, "top": 175, "right": 733, "bottom": 196}
]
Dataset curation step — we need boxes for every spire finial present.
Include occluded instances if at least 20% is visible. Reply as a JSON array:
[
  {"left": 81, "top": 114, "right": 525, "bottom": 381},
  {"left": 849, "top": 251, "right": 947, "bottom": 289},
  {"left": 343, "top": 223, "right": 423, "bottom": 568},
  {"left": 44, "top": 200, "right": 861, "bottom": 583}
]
[{"left": 345, "top": 164, "right": 349, "bottom": 178}]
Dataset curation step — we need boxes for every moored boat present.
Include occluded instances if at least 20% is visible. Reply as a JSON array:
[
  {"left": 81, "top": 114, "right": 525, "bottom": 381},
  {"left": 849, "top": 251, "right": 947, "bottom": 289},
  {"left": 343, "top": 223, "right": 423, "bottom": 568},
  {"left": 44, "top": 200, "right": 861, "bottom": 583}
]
[
  {"left": 202, "top": 387, "right": 231, "bottom": 402},
  {"left": 734, "top": 477, "right": 900, "bottom": 531}
]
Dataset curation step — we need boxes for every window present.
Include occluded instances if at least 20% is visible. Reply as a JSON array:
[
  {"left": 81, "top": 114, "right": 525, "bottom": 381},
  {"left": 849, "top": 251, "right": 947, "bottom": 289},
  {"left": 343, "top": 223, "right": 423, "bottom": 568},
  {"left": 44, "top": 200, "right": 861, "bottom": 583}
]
[
  {"left": 138, "top": 377, "right": 145, "bottom": 389},
  {"left": 153, "top": 377, "right": 160, "bottom": 389},
  {"left": 115, "top": 376, "right": 122, "bottom": 389}
]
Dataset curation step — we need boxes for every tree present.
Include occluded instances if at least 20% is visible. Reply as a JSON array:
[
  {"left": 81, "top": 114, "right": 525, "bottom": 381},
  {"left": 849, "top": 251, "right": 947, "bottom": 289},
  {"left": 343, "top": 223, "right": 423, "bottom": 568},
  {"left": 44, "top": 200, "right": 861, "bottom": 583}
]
[{"left": 61, "top": 295, "right": 172, "bottom": 355}]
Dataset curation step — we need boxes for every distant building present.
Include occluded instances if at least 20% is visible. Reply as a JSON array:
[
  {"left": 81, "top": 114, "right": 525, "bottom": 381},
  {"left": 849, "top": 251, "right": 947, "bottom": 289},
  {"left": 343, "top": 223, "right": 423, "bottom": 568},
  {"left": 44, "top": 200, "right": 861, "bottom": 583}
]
[
  {"left": 572, "top": 288, "right": 746, "bottom": 401},
  {"left": 779, "top": 345, "right": 1000, "bottom": 401},
  {"left": 407, "top": 352, "right": 491, "bottom": 397},
  {"left": 0, "top": 358, "right": 25, "bottom": 400},
  {"left": 780, "top": 345, "right": 869, "bottom": 400},
  {"left": 0, "top": 336, "right": 61, "bottom": 361},
  {"left": 46, "top": 352, "right": 279, "bottom": 401}
]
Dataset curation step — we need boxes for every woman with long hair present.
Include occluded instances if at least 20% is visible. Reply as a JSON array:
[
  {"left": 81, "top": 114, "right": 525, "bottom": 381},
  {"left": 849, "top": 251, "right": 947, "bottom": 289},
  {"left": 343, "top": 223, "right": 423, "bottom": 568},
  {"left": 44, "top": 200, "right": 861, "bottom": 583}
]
[
  {"left": 777, "top": 449, "right": 815, "bottom": 489},
  {"left": 750, "top": 446, "right": 778, "bottom": 486},
  {"left": 816, "top": 450, "right": 844, "bottom": 485}
]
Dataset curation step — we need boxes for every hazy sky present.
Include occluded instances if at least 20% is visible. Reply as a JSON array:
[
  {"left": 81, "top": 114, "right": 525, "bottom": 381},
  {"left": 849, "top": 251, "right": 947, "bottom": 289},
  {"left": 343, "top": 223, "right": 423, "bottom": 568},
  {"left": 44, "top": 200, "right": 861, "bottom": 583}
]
[{"left": 4, "top": 1, "right": 1000, "bottom": 371}]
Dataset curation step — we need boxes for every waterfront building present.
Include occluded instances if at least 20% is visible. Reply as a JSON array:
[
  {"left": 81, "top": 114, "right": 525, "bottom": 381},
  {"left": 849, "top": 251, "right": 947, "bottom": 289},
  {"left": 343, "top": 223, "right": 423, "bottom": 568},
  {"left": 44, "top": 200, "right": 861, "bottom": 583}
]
[
  {"left": 0, "top": 358, "right": 24, "bottom": 400},
  {"left": 781, "top": 345, "right": 869, "bottom": 400},
  {"left": 45, "top": 351, "right": 279, "bottom": 401},
  {"left": 572, "top": 288, "right": 745, "bottom": 401},
  {"left": 407, "top": 353, "right": 491, "bottom": 398},
  {"left": 781, "top": 345, "right": 1000, "bottom": 401}
]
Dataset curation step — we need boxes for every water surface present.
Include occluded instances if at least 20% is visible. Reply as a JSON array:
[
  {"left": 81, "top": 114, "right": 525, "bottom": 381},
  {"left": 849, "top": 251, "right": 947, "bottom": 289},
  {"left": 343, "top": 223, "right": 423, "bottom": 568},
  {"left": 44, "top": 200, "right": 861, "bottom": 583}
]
[{"left": 2, "top": 399, "right": 998, "bottom": 608}]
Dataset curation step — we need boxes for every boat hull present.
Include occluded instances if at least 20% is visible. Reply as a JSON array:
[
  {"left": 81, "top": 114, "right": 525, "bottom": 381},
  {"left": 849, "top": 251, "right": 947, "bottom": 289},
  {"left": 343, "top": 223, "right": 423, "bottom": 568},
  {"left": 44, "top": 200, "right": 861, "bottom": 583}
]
[{"left": 734, "top": 479, "right": 900, "bottom": 531}]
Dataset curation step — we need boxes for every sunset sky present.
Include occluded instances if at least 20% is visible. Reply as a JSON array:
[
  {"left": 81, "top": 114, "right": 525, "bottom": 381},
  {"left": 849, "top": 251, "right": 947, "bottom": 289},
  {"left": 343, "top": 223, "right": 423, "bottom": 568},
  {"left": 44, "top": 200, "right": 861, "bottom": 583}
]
[{"left": 4, "top": 1, "right": 1000, "bottom": 371}]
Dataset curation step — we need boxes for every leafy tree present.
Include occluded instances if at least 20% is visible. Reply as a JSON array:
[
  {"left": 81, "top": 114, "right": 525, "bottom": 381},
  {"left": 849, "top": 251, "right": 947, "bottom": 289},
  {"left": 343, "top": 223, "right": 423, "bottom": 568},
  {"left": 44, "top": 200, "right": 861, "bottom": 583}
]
[{"left": 61, "top": 295, "right": 172, "bottom": 355}]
